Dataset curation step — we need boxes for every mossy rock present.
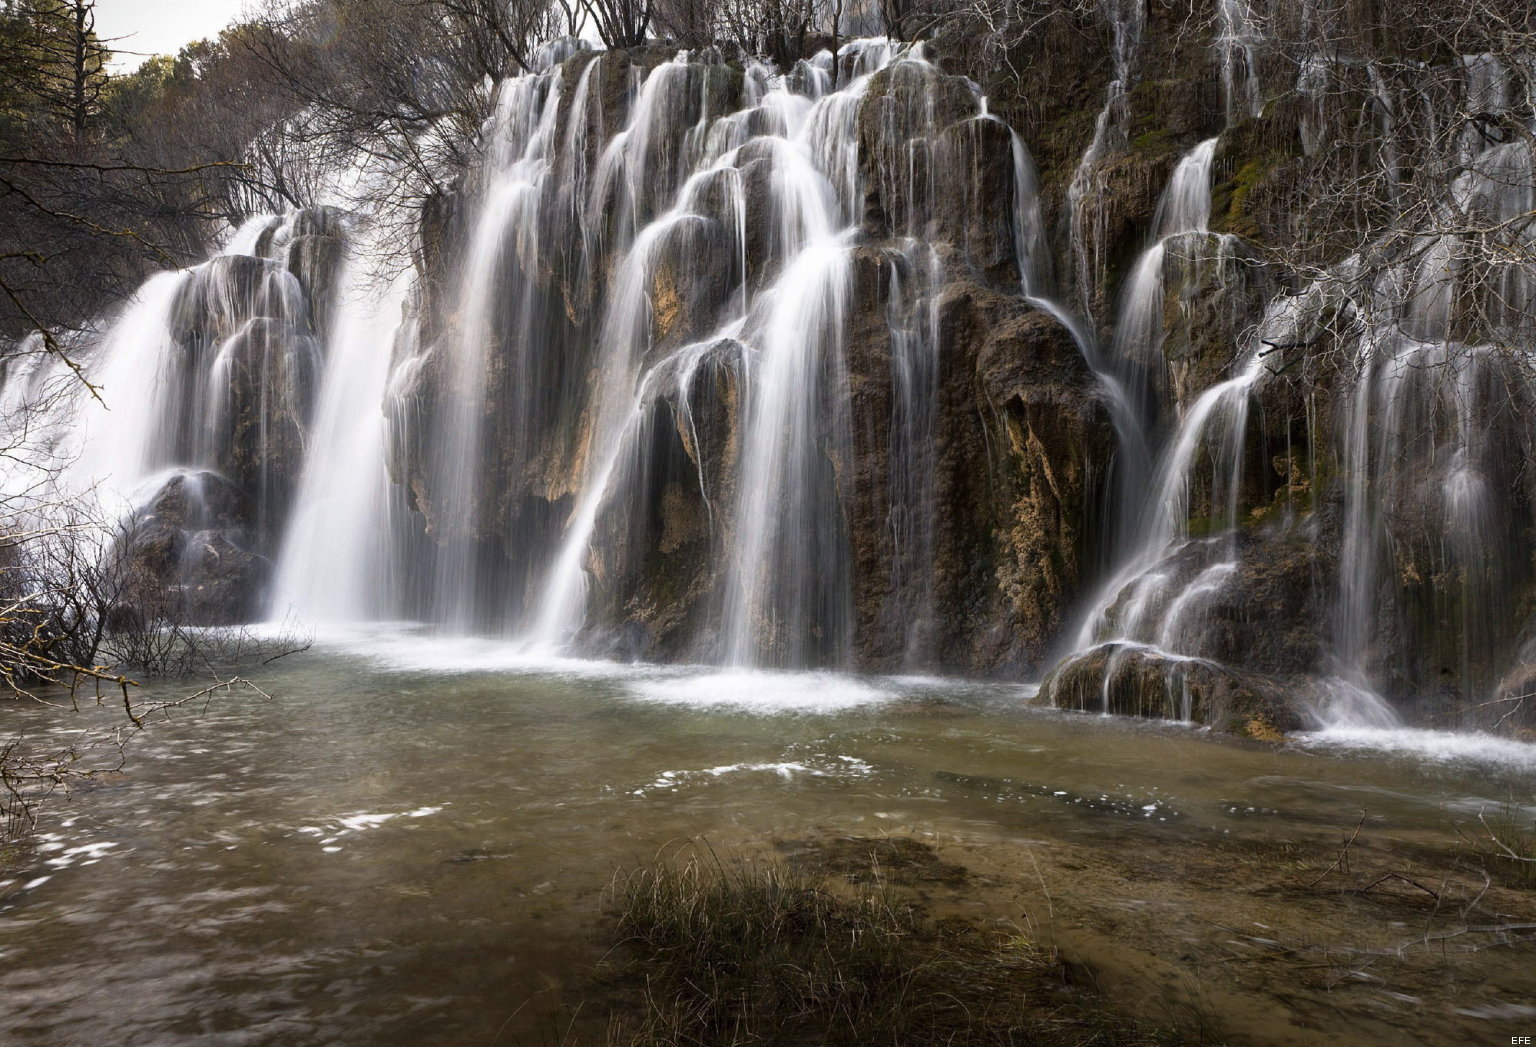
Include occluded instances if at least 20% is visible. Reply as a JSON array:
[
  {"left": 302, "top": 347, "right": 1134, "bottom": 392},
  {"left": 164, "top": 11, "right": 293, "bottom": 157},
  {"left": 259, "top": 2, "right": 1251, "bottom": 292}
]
[{"left": 1210, "top": 114, "right": 1304, "bottom": 244}]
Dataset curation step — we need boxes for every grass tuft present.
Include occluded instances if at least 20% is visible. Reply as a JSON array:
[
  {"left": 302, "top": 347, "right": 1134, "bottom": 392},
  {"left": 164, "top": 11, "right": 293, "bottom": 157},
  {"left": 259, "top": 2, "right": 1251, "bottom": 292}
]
[
  {"left": 601, "top": 843, "right": 1188, "bottom": 1047},
  {"left": 1472, "top": 802, "right": 1536, "bottom": 889}
]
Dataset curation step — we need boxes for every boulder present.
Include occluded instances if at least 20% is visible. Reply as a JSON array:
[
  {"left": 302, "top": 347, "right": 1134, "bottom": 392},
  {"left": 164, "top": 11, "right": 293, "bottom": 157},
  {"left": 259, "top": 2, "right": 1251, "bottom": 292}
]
[
  {"left": 1036, "top": 641, "right": 1306, "bottom": 738},
  {"left": 115, "top": 471, "right": 269, "bottom": 626}
]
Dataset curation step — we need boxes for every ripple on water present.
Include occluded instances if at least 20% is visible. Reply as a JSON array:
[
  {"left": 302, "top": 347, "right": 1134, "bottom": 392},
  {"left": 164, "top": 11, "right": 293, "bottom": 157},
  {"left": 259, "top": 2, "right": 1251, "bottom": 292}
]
[
  {"left": 293, "top": 805, "right": 445, "bottom": 852},
  {"left": 630, "top": 755, "right": 875, "bottom": 796}
]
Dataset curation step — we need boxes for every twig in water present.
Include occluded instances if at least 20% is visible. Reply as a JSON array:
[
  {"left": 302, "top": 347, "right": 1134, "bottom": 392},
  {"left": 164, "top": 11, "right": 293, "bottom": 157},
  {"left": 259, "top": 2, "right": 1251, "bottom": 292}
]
[
  {"left": 1303, "top": 809, "right": 1367, "bottom": 888},
  {"left": 1354, "top": 872, "right": 1440, "bottom": 901}
]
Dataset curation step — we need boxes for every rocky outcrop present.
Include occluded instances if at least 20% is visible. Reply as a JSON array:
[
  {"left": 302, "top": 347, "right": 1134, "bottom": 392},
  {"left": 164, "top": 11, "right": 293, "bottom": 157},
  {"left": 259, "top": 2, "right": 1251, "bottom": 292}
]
[
  {"left": 116, "top": 471, "right": 270, "bottom": 625},
  {"left": 942, "top": 284, "right": 1113, "bottom": 672},
  {"left": 285, "top": 233, "right": 345, "bottom": 336},
  {"left": 116, "top": 207, "right": 341, "bottom": 626},
  {"left": 834, "top": 250, "right": 1113, "bottom": 674},
  {"left": 1157, "top": 232, "right": 1265, "bottom": 414},
  {"left": 583, "top": 341, "right": 744, "bottom": 661},
  {"left": 1038, "top": 641, "right": 1306, "bottom": 738},
  {"left": 215, "top": 316, "right": 319, "bottom": 543}
]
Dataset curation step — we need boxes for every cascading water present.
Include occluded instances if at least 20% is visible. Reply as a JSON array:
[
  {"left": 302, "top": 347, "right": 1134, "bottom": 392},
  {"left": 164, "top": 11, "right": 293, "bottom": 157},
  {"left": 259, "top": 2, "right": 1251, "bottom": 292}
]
[
  {"left": 6, "top": 12, "right": 1536, "bottom": 747},
  {"left": 3, "top": 35, "right": 1116, "bottom": 675},
  {"left": 428, "top": 70, "right": 567, "bottom": 631},
  {"left": 530, "top": 53, "right": 756, "bottom": 649},
  {"left": 1044, "top": 132, "right": 1278, "bottom": 721},
  {"left": 60, "top": 271, "right": 191, "bottom": 514},
  {"left": 1042, "top": 40, "right": 1536, "bottom": 734},
  {"left": 1216, "top": 0, "right": 1264, "bottom": 121},
  {"left": 716, "top": 217, "right": 852, "bottom": 668},
  {"left": 0, "top": 210, "right": 341, "bottom": 622},
  {"left": 1326, "top": 69, "right": 1536, "bottom": 722},
  {"left": 884, "top": 242, "right": 942, "bottom": 666},
  {"left": 1066, "top": 0, "right": 1145, "bottom": 323},
  {"left": 267, "top": 241, "right": 415, "bottom": 624},
  {"left": 532, "top": 43, "right": 915, "bottom": 665},
  {"left": 1106, "top": 137, "right": 1221, "bottom": 432}
]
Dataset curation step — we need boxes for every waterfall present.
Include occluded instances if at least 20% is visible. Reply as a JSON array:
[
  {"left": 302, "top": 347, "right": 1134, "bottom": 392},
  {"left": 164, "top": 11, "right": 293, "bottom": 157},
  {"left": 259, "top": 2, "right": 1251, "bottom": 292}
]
[
  {"left": 3, "top": 211, "right": 334, "bottom": 530},
  {"left": 1049, "top": 292, "right": 1278, "bottom": 720},
  {"left": 1331, "top": 222, "right": 1536, "bottom": 714},
  {"left": 529, "top": 197, "right": 731, "bottom": 648},
  {"left": 1216, "top": 0, "right": 1264, "bottom": 121},
  {"left": 1067, "top": 0, "right": 1145, "bottom": 321},
  {"left": 65, "top": 271, "right": 191, "bottom": 515},
  {"left": 1043, "top": 32, "right": 1536, "bottom": 731},
  {"left": 718, "top": 233, "right": 853, "bottom": 667},
  {"left": 530, "top": 47, "right": 904, "bottom": 665},
  {"left": 885, "top": 242, "right": 942, "bottom": 666},
  {"left": 1106, "top": 138, "right": 1221, "bottom": 432},
  {"left": 426, "top": 70, "right": 566, "bottom": 631},
  {"left": 6, "top": 37, "right": 1116, "bottom": 675},
  {"left": 1058, "top": 137, "right": 1226, "bottom": 615},
  {"left": 267, "top": 245, "right": 414, "bottom": 624},
  {"left": 8, "top": 17, "right": 1536, "bottom": 741},
  {"left": 0, "top": 207, "right": 344, "bottom": 625},
  {"left": 1047, "top": 135, "right": 1262, "bottom": 718},
  {"left": 1323, "top": 66, "right": 1536, "bottom": 723}
]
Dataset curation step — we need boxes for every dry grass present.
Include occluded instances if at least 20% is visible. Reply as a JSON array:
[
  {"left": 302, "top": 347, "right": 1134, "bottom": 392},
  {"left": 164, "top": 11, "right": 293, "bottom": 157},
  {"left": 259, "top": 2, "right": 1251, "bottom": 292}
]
[
  {"left": 600, "top": 841, "right": 1192, "bottom": 1047},
  {"left": 1466, "top": 802, "right": 1536, "bottom": 890}
]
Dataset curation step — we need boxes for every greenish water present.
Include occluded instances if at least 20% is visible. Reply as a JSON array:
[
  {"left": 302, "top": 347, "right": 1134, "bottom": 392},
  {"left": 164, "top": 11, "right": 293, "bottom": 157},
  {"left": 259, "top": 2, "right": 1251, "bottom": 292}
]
[{"left": 2, "top": 631, "right": 1534, "bottom": 1045}]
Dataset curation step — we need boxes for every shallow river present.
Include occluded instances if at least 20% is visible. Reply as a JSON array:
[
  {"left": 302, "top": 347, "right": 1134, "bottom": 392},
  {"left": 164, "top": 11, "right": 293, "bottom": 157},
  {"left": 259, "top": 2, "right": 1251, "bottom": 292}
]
[{"left": 3, "top": 628, "right": 1535, "bottom": 1045}]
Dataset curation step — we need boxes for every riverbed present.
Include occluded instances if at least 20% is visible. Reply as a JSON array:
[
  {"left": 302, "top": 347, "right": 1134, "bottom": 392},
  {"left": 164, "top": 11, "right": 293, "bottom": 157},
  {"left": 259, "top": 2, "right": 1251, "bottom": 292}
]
[{"left": 3, "top": 628, "right": 1534, "bottom": 1045}]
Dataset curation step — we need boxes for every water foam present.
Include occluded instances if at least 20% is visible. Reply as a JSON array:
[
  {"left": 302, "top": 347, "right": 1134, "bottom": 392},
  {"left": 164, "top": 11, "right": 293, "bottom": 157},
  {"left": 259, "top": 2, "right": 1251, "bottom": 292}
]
[
  {"left": 308, "top": 625, "right": 647, "bottom": 679},
  {"left": 1293, "top": 726, "right": 1536, "bottom": 772},
  {"left": 299, "top": 624, "right": 926, "bottom": 713},
  {"left": 627, "top": 669, "right": 896, "bottom": 713}
]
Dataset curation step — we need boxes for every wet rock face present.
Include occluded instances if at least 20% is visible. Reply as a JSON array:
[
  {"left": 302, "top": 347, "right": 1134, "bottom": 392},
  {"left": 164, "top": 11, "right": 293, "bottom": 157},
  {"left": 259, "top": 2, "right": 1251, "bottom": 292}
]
[
  {"left": 1158, "top": 232, "right": 1266, "bottom": 413},
  {"left": 173, "top": 532, "right": 271, "bottom": 625},
  {"left": 954, "top": 286, "right": 1114, "bottom": 673},
  {"left": 1209, "top": 113, "right": 1306, "bottom": 246},
  {"left": 1207, "top": 527, "right": 1334, "bottom": 681},
  {"left": 1036, "top": 641, "right": 1306, "bottom": 738},
  {"left": 1349, "top": 349, "right": 1536, "bottom": 727},
  {"left": 838, "top": 263, "right": 1113, "bottom": 675},
  {"left": 1072, "top": 149, "right": 1181, "bottom": 325},
  {"left": 108, "top": 206, "right": 341, "bottom": 627},
  {"left": 937, "top": 118, "right": 1021, "bottom": 285},
  {"left": 581, "top": 352, "right": 741, "bottom": 661},
  {"left": 648, "top": 217, "right": 739, "bottom": 350},
  {"left": 216, "top": 317, "right": 320, "bottom": 544},
  {"left": 853, "top": 65, "right": 1020, "bottom": 287},
  {"left": 857, "top": 64, "right": 982, "bottom": 227},
  {"left": 170, "top": 255, "right": 279, "bottom": 348},
  {"left": 117, "top": 472, "right": 269, "bottom": 626},
  {"left": 285, "top": 234, "right": 345, "bottom": 336}
]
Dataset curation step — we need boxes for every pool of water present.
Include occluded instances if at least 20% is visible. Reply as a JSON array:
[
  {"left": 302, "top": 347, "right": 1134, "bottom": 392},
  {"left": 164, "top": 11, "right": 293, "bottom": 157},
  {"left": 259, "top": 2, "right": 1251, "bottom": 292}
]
[{"left": 3, "top": 628, "right": 1534, "bottom": 1045}]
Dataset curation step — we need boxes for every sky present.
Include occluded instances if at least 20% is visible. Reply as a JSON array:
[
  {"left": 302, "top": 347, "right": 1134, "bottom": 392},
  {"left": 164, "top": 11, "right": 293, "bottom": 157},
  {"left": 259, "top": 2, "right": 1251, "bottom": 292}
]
[{"left": 94, "top": 0, "right": 251, "bottom": 72}]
